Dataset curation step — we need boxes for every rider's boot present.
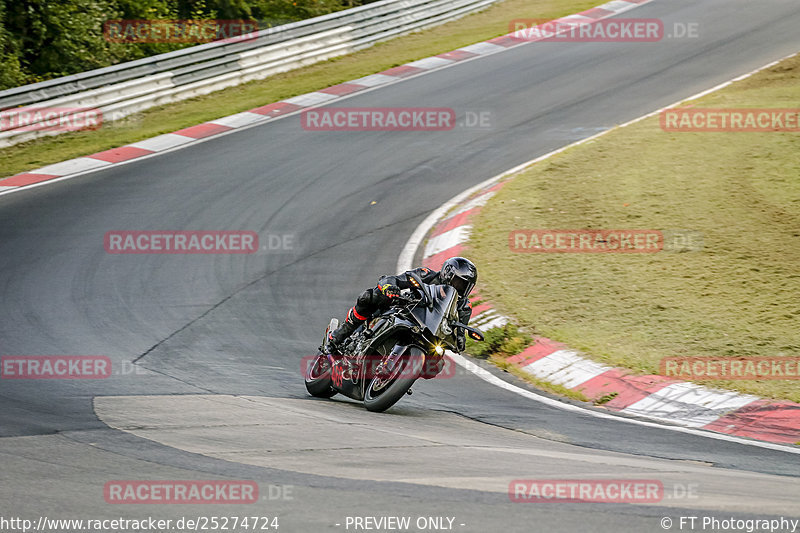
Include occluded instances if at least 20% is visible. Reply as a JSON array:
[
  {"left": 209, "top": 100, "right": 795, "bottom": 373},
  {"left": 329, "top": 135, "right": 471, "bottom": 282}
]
[{"left": 326, "top": 307, "right": 366, "bottom": 355}]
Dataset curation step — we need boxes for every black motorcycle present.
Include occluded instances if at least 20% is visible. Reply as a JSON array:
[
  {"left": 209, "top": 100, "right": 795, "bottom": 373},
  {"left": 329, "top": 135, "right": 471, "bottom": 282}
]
[{"left": 304, "top": 271, "right": 484, "bottom": 412}]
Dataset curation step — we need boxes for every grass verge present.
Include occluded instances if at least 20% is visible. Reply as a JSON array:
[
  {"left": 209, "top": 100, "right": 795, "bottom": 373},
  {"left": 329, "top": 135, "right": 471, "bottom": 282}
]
[
  {"left": 467, "top": 53, "right": 800, "bottom": 403},
  {"left": 0, "top": 0, "right": 598, "bottom": 178}
]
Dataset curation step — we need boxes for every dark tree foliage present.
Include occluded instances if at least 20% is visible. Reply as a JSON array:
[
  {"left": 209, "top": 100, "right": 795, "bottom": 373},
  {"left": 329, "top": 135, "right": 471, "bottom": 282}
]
[{"left": 0, "top": 0, "right": 375, "bottom": 90}]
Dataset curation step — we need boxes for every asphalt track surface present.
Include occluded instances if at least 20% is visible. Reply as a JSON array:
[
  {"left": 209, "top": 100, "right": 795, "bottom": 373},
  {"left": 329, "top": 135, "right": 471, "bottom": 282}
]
[{"left": 1, "top": 1, "right": 800, "bottom": 532}]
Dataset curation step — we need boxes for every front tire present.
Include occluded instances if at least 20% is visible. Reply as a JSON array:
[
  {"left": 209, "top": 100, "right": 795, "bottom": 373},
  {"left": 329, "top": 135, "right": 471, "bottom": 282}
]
[{"left": 363, "top": 347, "right": 424, "bottom": 412}]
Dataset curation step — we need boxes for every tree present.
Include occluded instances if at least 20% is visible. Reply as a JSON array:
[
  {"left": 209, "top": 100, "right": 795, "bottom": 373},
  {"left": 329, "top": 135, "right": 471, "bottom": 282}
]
[
  {"left": 0, "top": 0, "right": 26, "bottom": 90},
  {"left": 0, "top": 0, "right": 367, "bottom": 92}
]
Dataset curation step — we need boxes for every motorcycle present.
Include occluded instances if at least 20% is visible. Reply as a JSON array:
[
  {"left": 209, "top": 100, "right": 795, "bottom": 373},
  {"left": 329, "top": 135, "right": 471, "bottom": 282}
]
[{"left": 304, "top": 271, "right": 485, "bottom": 412}]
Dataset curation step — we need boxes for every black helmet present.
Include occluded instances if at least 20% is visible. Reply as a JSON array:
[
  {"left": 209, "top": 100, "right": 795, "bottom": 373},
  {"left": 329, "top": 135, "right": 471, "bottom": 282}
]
[{"left": 440, "top": 257, "right": 477, "bottom": 297}]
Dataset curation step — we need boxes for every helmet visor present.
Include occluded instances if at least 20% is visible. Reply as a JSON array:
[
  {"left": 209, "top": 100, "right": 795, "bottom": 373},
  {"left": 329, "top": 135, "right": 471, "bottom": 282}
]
[{"left": 450, "top": 275, "right": 473, "bottom": 296}]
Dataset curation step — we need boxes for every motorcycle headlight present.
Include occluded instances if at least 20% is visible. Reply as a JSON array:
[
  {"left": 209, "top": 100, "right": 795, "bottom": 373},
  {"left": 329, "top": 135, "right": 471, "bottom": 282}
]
[{"left": 433, "top": 344, "right": 444, "bottom": 356}]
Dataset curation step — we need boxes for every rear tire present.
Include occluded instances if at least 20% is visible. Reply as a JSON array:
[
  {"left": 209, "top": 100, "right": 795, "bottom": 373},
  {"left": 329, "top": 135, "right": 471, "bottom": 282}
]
[
  {"left": 304, "top": 352, "right": 338, "bottom": 398},
  {"left": 363, "top": 347, "right": 424, "bottom": 412},
  {"left": 304, "top": 318, "right": 340, "bottom": 398}
]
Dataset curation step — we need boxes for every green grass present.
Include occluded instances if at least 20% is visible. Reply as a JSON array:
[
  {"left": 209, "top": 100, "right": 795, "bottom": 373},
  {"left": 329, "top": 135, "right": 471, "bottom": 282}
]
[
  {"left": 466, "top": 323, "right": 532, "bottom": 358},
  {"left": 467, "top": 53, "right": 800, "bottom": 403},
  {"left": 0, "top": 0, "right": 598, "bottom": 178}
]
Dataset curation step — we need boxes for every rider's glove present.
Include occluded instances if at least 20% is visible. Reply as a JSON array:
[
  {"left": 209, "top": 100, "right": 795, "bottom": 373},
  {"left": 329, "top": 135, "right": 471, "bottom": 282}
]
[
  {"left": 378, "top": 283, "right": 401, "bottom": 299},
  {"left": 456, "top": 333, "right": 466, "bottom": 353}
]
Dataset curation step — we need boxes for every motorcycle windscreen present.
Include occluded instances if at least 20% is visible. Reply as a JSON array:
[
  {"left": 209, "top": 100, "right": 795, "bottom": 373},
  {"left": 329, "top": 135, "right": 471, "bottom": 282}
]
[{"left": 411, "top": 284, "right": 457, "bottom": 335}]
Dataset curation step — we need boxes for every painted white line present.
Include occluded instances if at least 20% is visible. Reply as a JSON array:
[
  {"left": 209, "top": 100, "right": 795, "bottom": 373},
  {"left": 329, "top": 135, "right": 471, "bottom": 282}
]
[
  {"left": 398, "top": 51, "right": 800, "bottom": 453},
  {"left": 210, "top": 111, "right": 265, "bottom": 128},
  {"left": 34, "top": 157, "right": 111, "bottom": 176},
  {"left": 523, "top": 349, "right": 611, "bottom": 389},
  {"left": 407, "top": 57, "right": 454, "bottom": 70},
  {"left": 397, "top": 167, "right": 546, "bottom": 275},
  {"left": 471, "top": 312, "right": 509, "bottom": 330},
  {"left": 621, "top": 383, "right": 760, "bottom": 428},
  {"left": 9, "top": 0, "right": 787, "bottom": 211},
  {"left": 483, "top": 317, "right": 510, "bottom": 329},
  {"left": 459, "top": 42, "right": 505, "bottom": 55},
  {"left": 128, "top": 133, "right": 195, "bottom": 152},
  {"left": 470, "top": 309, "right": 500, "bottom": 323},
  {"left": 423, "top": 225, "right": 471, "bottom": 257},
  {"left": 602, "top": 0, "right": 640, "bottom": 13},
  {"left": 557, "top": 15, "right": 594, "bottom": 24},
  {"left": 349, "top": 74, "right": 398, "bottom": 87},
  {"left": 447, "top": 191, "right": 496, "bottom": 218},
  {"left": 1, "top": 0, "right": 794, "bottom": 450},
  {"left": 1, "top": 0, "right": 664, "bottom": 199},
  {"left": 284, "top": 92, "right": 339, "bottom": 106},
  {"left": 399, "top": 51, "right": 800, "bottom": 275},
  {"left": 447, "top": 351, "right": 800, "bottom": 454}
]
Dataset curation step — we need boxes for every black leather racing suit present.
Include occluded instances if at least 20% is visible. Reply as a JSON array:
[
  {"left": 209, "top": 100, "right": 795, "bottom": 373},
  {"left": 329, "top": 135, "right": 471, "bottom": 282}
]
[{"left": 328, "top": 266, "right": 473, "bottom": 354}]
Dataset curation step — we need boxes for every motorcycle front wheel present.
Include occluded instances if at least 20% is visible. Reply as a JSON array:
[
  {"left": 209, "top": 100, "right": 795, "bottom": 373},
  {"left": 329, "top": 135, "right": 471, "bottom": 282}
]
[{"left": 363, "top": 346, "right": 424, "bottom": 412}]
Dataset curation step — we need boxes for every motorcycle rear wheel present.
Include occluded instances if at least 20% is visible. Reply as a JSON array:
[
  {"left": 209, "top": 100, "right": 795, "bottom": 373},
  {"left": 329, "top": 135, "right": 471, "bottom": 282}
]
[
  {"left": 305, "top": 318, "right": 340, "bottom": 398},
  {"left": 363, "top": 347, "right": 424, "bottom": 412},
  {"left": 304, "top": 352, "right": 338, "bottom": 398}
]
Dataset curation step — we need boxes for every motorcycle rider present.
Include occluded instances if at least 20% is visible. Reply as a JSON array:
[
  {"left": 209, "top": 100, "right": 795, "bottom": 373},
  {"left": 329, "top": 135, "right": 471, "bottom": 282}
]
[{"left": 324, "top": 257, "right": 478, "bottom": 377}]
